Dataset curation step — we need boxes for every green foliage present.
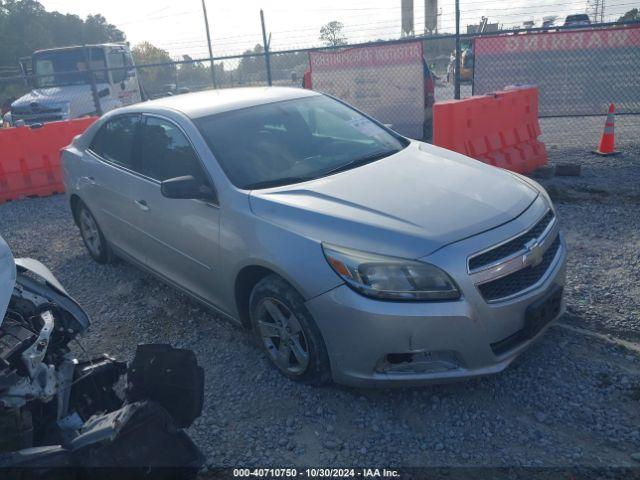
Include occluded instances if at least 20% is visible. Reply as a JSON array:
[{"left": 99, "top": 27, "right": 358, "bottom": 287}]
[
  {"left": 178, "top": 55, "right": 210, "bottom": 89},
  {"left": 235, "top": 44, "right": 266, "bottom": 85},
  {"left": 131, "top": 42, "right": 176, "bottom": 96},
  {"left": 0, "top": 0, "right": 125, "bottom": 69},
  {"left": 177, "top": 54, "right": 227, "bottom": 91},
  {"left": 319, "top": 21, "right": 347, "bottom": 47},
  {"left": 618, "top": 8, "right": 639, "bottom": 22}
]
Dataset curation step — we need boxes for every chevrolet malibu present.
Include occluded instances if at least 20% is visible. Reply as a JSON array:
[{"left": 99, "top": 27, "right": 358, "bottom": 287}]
[{"left": 62, "top": 87, "right": 566, "bottom": 387}]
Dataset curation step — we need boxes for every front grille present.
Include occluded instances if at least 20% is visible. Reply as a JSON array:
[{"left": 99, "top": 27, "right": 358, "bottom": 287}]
[
  {"left": 478, "top": 235, "right": 561, "bottom": 301},
  {"left": 469, "top": 210, "right": 555, "bottom": 271},
  {"left": 12, "top": 106, "right": 62, "bottom": 115},
  {"left": 14, "top": 115, "right": 64, "bottom": 124}
]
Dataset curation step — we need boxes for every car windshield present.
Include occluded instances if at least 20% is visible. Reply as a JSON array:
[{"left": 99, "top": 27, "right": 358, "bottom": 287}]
[
  {"left": 195, "top": 95, "right": 408, "bottom": 189},
  {"left": 33, "top": 47, "right": 107, "bottom": 88}
]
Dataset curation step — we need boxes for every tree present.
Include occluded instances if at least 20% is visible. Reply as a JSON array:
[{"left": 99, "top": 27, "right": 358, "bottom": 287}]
[
  {"left": 319, "top": 21, "right": 347, "bottom": 47},
  {"left": 131, "top": 42, "right": 176, "bottom": 96},
  {"left": 0, "top": 0, "right": 125, "bottom": 107},
  {"left": 178, "top": 54, "right": 220, "bottom": 90},
  {"left": 618, "top": 8, "right": 639, "bottom": 22},
  {"left": 0, "top": 0, "right": 125, "bottom": 68},
  {"left": 82, "top": 14, "right": 125, "bottom": 43},
  {"left": 236, "top": 44, "right": 266, "bottom": 84}
]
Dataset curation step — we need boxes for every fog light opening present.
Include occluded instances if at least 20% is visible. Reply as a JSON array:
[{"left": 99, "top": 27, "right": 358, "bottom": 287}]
[
  {"left": 386, "top": 353, "right": 414, "bottom": 365},
  {"left": 377, "top": 351, "right": 462, "bottom": 374}
]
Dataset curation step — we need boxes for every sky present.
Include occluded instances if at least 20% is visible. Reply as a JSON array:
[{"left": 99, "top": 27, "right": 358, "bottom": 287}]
[{"left": 39, "top": 0, "right": 638, "bottom": 59}]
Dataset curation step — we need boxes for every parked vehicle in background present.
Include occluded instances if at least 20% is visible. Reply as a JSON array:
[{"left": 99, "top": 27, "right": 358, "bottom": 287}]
[
  {"left": 541, "top": 15, "right": 558, "bottom": 29},
  {"left": 62, "top": 87, "right": 566, "bottom": 387},
  {"left": 5, "top": 44, "right": 142, "bottom": 126},
  {"left": 447, "top": 44, "right": 474, "bottom": 84},
  {"left": 563, "top": 14, "right": 592, "bottom": 27},
  {"left": 423, "top": 58, "right": 436, "bottom": 141}
]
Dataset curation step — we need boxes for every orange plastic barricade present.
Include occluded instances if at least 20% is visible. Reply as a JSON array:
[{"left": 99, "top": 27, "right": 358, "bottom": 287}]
[
  {"left": 433, "top": 87, "right": 547, "bottom": 174},
  {"left": 0, "top": 117, "right": 97, "bottom": 203}
]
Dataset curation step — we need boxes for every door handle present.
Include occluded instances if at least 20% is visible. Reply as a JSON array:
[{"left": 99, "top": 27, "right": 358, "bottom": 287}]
[
  {"left": 135, "top": 199, "right": 150, "bottom": 211},
  {"left": 82, "top": 176, "right": 97, "bottom": 186}
]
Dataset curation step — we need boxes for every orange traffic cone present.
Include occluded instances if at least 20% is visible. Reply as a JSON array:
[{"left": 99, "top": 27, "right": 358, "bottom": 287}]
[{"left": 593, "top": 104, "right": 619, "bottom": 156}]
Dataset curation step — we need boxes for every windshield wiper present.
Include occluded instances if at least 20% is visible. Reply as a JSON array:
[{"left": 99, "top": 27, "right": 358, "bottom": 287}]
[
  {"left": 244, "top": 175, "right": 321, "bottom": 190},
  {"left": 321, "top": 149, "right": 400, "bottom": 177}
]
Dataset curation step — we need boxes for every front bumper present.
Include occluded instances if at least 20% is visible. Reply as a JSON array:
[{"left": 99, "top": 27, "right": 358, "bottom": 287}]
[{"left": 305, "top": 198, "right": 567, "bottom": 388}]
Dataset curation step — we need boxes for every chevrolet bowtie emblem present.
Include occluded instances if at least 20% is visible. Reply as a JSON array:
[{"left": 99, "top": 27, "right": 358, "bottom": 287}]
[{"left": 523, "top": 239, "right": 544, "bottom": 267}]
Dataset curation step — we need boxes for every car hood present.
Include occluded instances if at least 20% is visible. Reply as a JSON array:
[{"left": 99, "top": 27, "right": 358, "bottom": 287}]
[
  {"left": 0, "top": 235, "right": 16, "bottom": 324},
  {"left": 250, "top": 142, "right": 538, "bottom": 259}
]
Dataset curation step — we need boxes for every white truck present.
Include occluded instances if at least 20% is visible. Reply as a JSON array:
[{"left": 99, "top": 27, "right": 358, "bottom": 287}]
[{"left": 5, "top": 43, "right": 143, "bottom": 126}]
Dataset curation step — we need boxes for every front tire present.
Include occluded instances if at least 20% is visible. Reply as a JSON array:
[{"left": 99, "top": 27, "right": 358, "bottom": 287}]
[
  {"left": 74, "top": 201, "right": 114, "bottom": 264},
  {"left": 249, "top": 275, "right": 331, "bottom": 385}
]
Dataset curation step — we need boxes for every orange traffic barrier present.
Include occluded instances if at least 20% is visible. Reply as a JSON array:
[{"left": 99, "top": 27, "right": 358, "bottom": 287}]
[
  {"left": 593, "top": 104, "right": 618, "bottom": 156},
  {"left": 433, "top": 86, "right": 547, "bottom": 174},
  {"left": 0, "top": 117, "right": 97, "bottom": 204}
]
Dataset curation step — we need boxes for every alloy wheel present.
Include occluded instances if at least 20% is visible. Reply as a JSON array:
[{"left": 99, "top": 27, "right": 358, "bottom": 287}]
[
  {"left": 256, "top": 297, "right": 310, "bottom": 375},
  {"left": 79, "top": 209, "right": 102, "bottom": 258}
]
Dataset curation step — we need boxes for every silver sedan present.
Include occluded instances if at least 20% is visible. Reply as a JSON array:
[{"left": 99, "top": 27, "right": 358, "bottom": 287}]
[{"left": 62, "top": 87, "right": 566, "bottom": 387}]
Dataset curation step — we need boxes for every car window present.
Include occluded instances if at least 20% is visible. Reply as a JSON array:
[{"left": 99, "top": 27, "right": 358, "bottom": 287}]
[
  {"left": 139, "top": 117, "right": 207, "bottom": 183},
  {"left": 109, "top": 50, "right": 126, "bottom": 84},
  {"left": 89, "top": 114, "right": 140, "bottom": 169},
  {"left": 33, "top": 47, "right": 107, "bottom": 88},
  {"left": 195, "top": 95, "right": 408, "bottom": 189}
]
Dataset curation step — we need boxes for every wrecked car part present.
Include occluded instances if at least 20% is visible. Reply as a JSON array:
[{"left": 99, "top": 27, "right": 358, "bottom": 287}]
[
  {"left": 69, "top": 354, "right": 127, "bottom": 420},
  {"left": 127, "top": 344, "right": 204, "bottom": 429},
  {"left": 13, "top": 258, "right": 90, "bottom": 335},
  {"left": 0, "top": 236, "right": 15, "bottom": 324},
  {"left": 21, "top": 310, "right": 54, "bottom": 378},
  {"left": 0, "top": 235, "right": 204, "bottom": 474},
  {"left": 70, "top": 401, "right": 204, "bottom": 470},
  {"left": 0, "top": 408, "right": 33, "bottom": 452}
]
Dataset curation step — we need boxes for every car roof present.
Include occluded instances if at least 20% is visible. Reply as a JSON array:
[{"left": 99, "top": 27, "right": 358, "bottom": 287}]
[
  {"left": 565, "top": 14, "right": 590, "bottom": 20},
  {"left": 34, "top": 43, "right": 127, "bottom": 55},
  {"left": 136, "top": 87, "right": 321, "bottom": 119}
]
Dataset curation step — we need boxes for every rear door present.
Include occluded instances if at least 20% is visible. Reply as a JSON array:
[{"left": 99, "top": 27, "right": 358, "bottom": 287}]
[
  {"left": 83, "top": 114, "right": 147, "bottom": 258},
  {"left": 128, "top": 114, "right": 222, "bottom": 306}
]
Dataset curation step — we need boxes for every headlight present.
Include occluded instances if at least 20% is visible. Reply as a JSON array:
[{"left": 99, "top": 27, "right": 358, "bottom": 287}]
[{"left": 322, "top": 243, "right": 460, "bottom": 301}]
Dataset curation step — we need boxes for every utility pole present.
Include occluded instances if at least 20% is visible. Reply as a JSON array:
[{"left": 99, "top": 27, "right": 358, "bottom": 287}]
[
  {"left": 260, "top": 9, "right": 272, "bottom": 86},
  {"left": 588, "top": 0, "right": 606, "bottom": 23},
  {"left": 201, "top": 0, "right": 216, "bottom": 88},
  {"left": 454, "top": 0, "right": 461, "bottom": 100}
]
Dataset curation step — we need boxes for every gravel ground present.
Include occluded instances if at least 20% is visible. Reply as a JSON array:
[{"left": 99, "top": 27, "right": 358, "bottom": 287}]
[{"left": 0, "top": 137, "right": 639, "bottom": 470}]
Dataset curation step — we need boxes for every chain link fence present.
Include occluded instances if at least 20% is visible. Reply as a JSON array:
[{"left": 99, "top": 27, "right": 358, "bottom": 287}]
[{"left": 2, "top": 22, "right": 638, "bottom": 153}]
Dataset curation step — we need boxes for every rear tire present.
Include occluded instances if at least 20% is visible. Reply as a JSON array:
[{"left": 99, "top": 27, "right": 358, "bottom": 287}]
[
  {"left": 249, "top": 274, "right": 331, "bottom": 385},
  {"left": 74, "top": 200, "right": 114, "bottom": 264}
]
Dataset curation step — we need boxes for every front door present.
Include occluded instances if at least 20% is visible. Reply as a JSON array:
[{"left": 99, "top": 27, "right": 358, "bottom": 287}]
[
  {"left": 107, "top": 47, "right": 142, "bottom": 107},
  {"left": 128, "top": 114, "right": 222, "bottom": 307}
]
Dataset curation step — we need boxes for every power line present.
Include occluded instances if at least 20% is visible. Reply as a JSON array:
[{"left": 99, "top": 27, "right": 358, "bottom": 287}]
[{"left": 129, "top": 0, "right": 637, "bottom": 57}]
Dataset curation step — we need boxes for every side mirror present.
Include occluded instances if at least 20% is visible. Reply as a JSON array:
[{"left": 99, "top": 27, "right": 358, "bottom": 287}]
[{"left": 160, "top": 175, "right": 216, "bottom": 202}]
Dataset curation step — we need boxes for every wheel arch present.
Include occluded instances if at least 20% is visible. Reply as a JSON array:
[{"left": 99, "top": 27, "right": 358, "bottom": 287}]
[
  {"left": 234, "top": 263, "right": 310, "bottom": 329},
  {"left": 69, "top": 194, "right": 83, "bottom": 226}
]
